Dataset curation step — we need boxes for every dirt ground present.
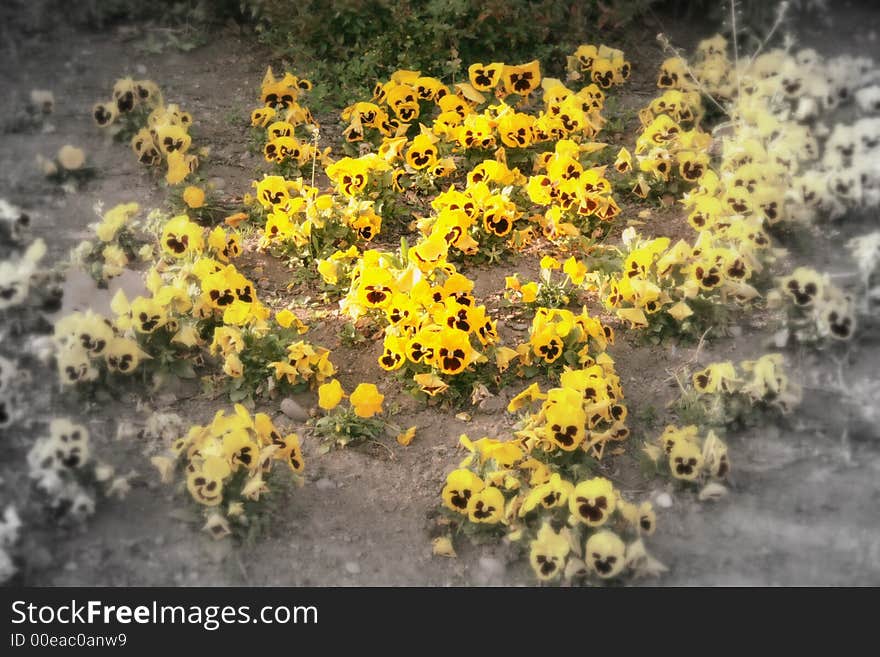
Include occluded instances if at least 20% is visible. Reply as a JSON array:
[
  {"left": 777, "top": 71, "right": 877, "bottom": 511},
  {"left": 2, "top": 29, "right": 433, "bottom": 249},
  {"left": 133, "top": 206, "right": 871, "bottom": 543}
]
[{"left": 1, "top": 3, "right": 879, "bottom": 586}]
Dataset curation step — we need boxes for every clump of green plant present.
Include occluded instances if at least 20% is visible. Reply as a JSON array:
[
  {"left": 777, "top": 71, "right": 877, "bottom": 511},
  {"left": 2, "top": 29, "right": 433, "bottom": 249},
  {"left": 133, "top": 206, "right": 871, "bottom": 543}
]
[
  {"left": 69, "top": 201, "right": 152, "bottom": 285},
  {"left": 504, "top": 255, "right": 588, "bottom": 309},
  {"left": 672, "top": 353, "right": 802, "bottom": 429},
  {"left": 313, "top": 380, "right": 390, "bottom": 450},
  {"left": 245, "top": 0, "right": 656, "bottom": 104}
]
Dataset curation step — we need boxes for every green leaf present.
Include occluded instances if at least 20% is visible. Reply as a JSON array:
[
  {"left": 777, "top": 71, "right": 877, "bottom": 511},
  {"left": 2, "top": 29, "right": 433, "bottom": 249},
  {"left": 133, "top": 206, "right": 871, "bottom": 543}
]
[
  {"left": 172, "top": 360, "right": 197, "bottom": 379},
  {"left": 229, "top": 387, "right": 248, "bottom": 402}
]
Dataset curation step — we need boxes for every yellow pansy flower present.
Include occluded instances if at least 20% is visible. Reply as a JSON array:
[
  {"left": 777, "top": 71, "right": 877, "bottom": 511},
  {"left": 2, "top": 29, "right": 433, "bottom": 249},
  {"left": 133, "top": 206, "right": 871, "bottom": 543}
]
[
  {"left": 183, "top": 185, "right": 205, "bottom": 209},
  {"left": 585, "top": 530, "right": 626, "bottom": 578},
  {"left": 529, "top": 523, "right": 570, "bottom": 581},
  {"left": 349, "top": 383, "right": 384, "bottom": 418},
  {"left": 441, "top": 469, "right": 484, "bottom": 514},
  {"left": 318, "top": 379, "right": 345, "bottom": 411},
  {"left": 569, "top": 477, "right": 616, "bottom": 527}
]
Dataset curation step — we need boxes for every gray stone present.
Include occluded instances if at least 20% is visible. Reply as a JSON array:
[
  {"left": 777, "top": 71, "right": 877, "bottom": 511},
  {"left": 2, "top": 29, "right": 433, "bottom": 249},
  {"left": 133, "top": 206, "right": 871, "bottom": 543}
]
[
  {"left": 280, "top": 398, "right": 308, "bottom": 421},
  {"left": 315, "top": 478, "right": 335, "bottom": 491},
  {"left": 655, "top": 492, "right": 673, "bottom": 509},
  {"left": 478, "top": 556, "right": 505, "bottom": 577},
  {"left": 478, "top": 395, "right": 507, "bottom": 413}
]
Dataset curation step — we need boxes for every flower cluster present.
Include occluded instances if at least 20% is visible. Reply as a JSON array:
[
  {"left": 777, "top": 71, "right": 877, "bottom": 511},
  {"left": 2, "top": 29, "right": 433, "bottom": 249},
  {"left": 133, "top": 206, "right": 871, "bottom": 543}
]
[
  {"left": 658, "top": 40, "right": 880, "bottom": 341},
  {"left": 504, "top": 254, "right": 588, "bottom": 308},
  {"left": 140, "top": 103, "right": 199, "bottom": 185},
  {"left": 92, "top": 77, "right": 161, "bottom": 129},
  {"left": 342, "top": 61, "right": 549, "bottom": 149},
  {"left": 27, "top": 418, "right": 132, "bottom": 522},
  {"left": 512, "top": 306, "right": 614, "bottom": 379},
  {"left": 253, "top": 175, "right": 370, "bottom": 261},
  {"left": 631, "top": 104, "right": 711, "bottom": 194},
  {"left": 771, "top": 266, "right": 857, "bottom": 344},
  {"left": 93, "top": 77, "right": 200, "bottom": 185},
  {"left": 643, "top": 424, "right": 730, "bottom": 487},
  {"left": 36, "top": 144, "right": 92, "bottom": 184},
  {"left": 339, "top": 247, "right": 503, "bottom": 397},
  {"left": 596, "top": 227, "right": 762, "bottom": 337},
  {"left": 151, "top": 405, "right": 305, "bottom": 539},
  {"left": 682, "top": 40, "right": 880, "bottom": 227},
  {"left": 567, "top": 44, "right": 632, "bottom": 89},
  {"left": 440, "top": 69, "right": 610, "bottom": 154},
  {"left": 638, "top": 88, "right": 703, "bottom": 128},
  {"left": 250, "top": 67, "right": 324, "bottom": 175},
  {"left": 267, "top": 339, "right": 336, "bottom": 388},
  {"left": 509, "top": 359, "right": 627, "bottom": 457},
  {"left": 321, "top": 142, "right": 452, "bottom": 229},
  {"left": 525, "top": 139, "right": 620, "bottom": 243},
  {"left": 341, "top": 54, "right": 618, "bottom": 171},
  {"left": 0, "top": 239, "right": 46, "bottom": 313},
  {"left": 313, "top": 380, "right": 388, "bottom": 448},
  {"left": 678, "top": 353, "right": 803, "bottom": 427},
  {"left": 145, "top": 238, "right": 329, "bottom": 400},
  {"left": 69, "top": 201, "right": 149, "bottom": 283},
  {"left": 53, "top": 206, "right": 336, "bottom": 402},
  {"left": 436, "top": 294, "right": 648, "bottom": 583},
  {"left": 440, "top": 435, "right": 662, "bottom": 583},
  {"left": 325, "top": 57, "right": 628, "bottom": 278},
  {"left": 415, "top": 157, "right": 531, "bottom": 259},
  {"left": 53, "top": 308, "right": 150, "bottom": 385},
  {"left": 246, "top": 70, "right": 387, "bottom": 266}
]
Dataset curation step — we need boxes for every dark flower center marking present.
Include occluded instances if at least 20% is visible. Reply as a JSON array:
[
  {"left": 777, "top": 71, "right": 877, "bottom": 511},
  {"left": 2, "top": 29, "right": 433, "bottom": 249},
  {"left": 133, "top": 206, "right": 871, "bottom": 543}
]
[
  {"left": 828, "top": 311, "right": 852, "bottom": 338},
  {"left": 210, "top": 288, "right": 236, "bottom": 306},
  {"left": 538, "top": 339, "right": 562, "bottom": 361},
  {"left": 166, "top": 234, "right": 189, "bottom": 254},
  {"left": 551, "top": 423, "right": 578, "bottom": 447},
  {"left": 674, "top": 457, "right": 698, "bottom": 476},
  {"left": 365, "top": 286, "right": 390, "bottom": 305},
  {"left": 510, "top": 71, "right": 534, "bottom": 93},
  {"left": 439, "top": 348, "right": 466, "bottom": 372},
  {"left": 450, "top": 489, "right": 470, "bottom": 509},
  {"left": 474, "top": 69, "right": 495, "bottom": 87},
  {"left": 682, "top": 160, "right": 703, "bottom": 180},
  {"left": 116, "top": 91, "right": 134, "bottom": 113},
  {"left": 593, "top": 555, "right": 617, "bottom": 575},
  {"left": 236, "top": 285, "right": 254, "bottom": 303},
  {"left": 94, "top": 105, "right": 112, "bottom": 125},
  {"left": 576, "top": 495, "right": 607, "bottom": 522},
  {"left": 787, "top": 280, "right": 818, "bottom": 306},
  {"left": 472, "top": 501, "right": 496, "bottom": 519}
]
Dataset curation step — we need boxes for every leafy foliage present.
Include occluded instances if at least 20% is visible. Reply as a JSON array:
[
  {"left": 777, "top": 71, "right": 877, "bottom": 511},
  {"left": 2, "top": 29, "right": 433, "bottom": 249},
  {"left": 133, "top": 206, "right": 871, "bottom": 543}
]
[{"left": 246, "top": 0, "right": 657, "bottom": 103}]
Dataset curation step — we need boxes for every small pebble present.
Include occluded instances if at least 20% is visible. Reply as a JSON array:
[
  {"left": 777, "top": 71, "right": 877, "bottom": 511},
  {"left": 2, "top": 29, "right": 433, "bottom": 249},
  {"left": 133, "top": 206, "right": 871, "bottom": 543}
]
[
  {"left": 280, "top": 398, "right": 308, "bottom": 421},
  {"left": 478, "top": 556, "right": 505, "bottom": 577},
  {"left": 478, "top": 395, "right": 507, "bottom": 413},
  {"left": 655, "top": 492, "right": 673, "bottom": 509}
]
